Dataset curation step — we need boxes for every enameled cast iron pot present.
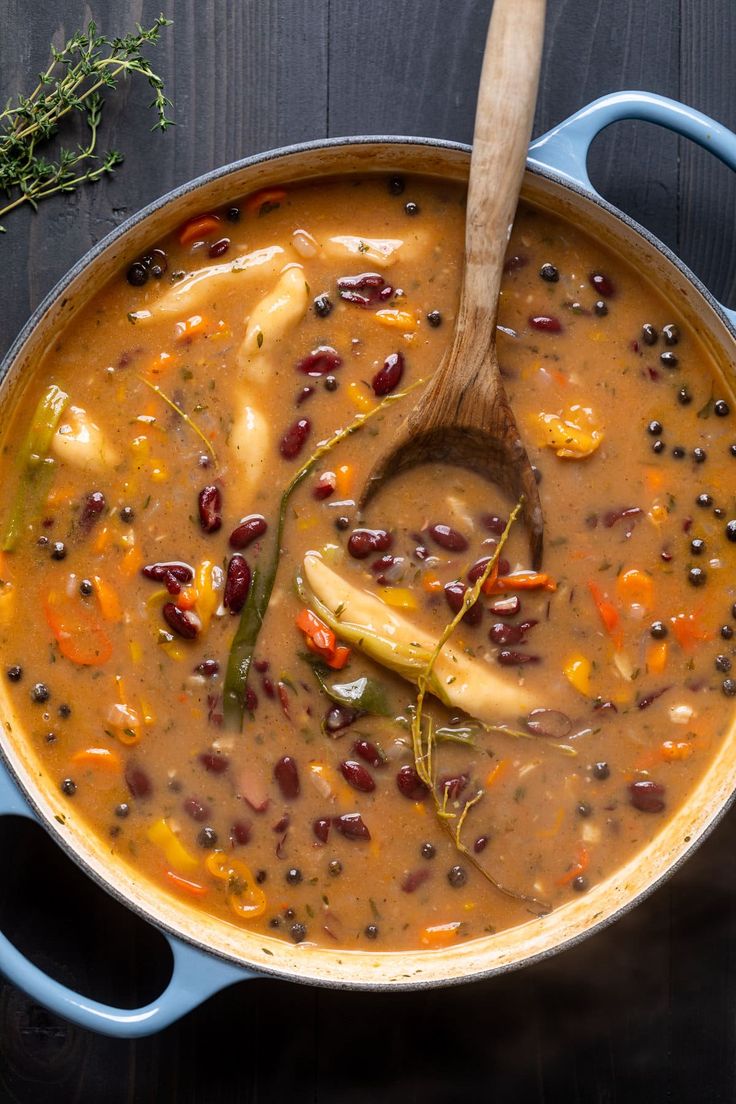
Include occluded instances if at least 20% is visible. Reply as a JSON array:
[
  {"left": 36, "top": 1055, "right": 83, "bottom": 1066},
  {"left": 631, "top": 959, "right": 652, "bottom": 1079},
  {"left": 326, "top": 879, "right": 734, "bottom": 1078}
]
[{"left": 1, "top": 90, "right": 736, "bottom": 1038}]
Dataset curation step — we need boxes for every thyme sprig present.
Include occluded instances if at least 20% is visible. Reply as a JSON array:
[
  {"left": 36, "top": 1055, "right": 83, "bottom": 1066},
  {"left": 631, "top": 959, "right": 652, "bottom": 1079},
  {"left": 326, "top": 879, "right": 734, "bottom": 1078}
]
[
  {"left": 0, "top": 16, "right": 173, "bottom": 231},
  {"left": 411, "top": 501, "right": 551, "bottom": 914}
]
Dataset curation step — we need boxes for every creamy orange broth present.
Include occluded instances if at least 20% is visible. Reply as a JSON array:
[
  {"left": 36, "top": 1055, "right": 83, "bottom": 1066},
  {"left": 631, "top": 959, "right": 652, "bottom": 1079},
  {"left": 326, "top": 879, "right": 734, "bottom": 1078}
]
[{"left": 1, "top": 174, "right": 735, "bottom": 951}]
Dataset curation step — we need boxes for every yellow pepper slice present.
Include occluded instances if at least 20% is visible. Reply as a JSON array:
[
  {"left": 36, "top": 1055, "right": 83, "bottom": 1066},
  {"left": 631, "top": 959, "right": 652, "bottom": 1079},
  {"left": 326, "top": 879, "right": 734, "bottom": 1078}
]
[
  {"left": 205, "top": 850, "right": 267, "bottom": 920},
  {"left": 563, "top": 654, "right": 592, "bottom": 696},
  {"left": 535, "top": 404, "right": 604, "bottom": 459},
  {"left": 374, "top": 308, "right": 417, "bottom": 331},
  {"left": 148, "top": 819, "right": 198, "bottom": 872}
]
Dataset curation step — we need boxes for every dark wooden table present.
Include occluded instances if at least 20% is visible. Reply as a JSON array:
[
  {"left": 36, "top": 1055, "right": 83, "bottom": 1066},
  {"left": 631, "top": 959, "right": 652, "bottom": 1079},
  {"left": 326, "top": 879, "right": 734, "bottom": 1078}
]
[{"left": 1, "top": 1, "right": 736, "bottom": 1100}]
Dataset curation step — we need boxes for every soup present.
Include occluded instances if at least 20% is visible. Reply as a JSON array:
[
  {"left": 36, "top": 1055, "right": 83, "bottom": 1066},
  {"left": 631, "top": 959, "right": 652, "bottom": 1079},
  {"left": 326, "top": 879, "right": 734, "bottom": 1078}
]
[{"left": 1, "top": 174, "right": 735, "bottom": 952}]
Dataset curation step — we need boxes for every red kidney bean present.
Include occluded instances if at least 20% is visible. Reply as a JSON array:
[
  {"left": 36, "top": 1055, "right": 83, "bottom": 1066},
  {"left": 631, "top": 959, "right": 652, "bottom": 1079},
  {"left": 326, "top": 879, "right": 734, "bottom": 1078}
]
[
  {"left": 224, "top": 555, "right": 250, "bottom": 614},
  {"left": 637, "top": 686, "right": 670, "bottom": 710},
  {"left": 401, "top": 868, "right": 430, "bottom": 893},
  {"left": 396, "top": 765, "right": 429, "bottom": 800},
  {"left": 313, "top": 817, "right": 331, "bottom": 843},
  {"left": 482, "top": 514, "right": 507, "bottom": 535},
  {"left": 125, "top": 765, "right": 152, "bottom": 799},
  {"left": 340, "top": 760, "right": 375, "bottom": 793},
  {"left": 262, "top": 676, "right": 275, "bottom": 699},
  {"left": 347, "top": 528, "right": 393, "bottom": 559},
  {"left": 230, "top": 820, "right": 252, "bottom": 846},
  {"left": 590, "top": 271, "right": 615, "bottom": 297},
  {"left": 414, "top": 544, "right": 429, "bottom": 561},
  {"left": 629, "top": 779, "right": 666, "bottom": 813},
  {"left": 142, "top": 561, "right": 194, "bottom": 586},
  {"left": 199, "top": 751, "right": 230, "bottom": 774},
  {"left": 489, "top": 620, "right": 538, "bottom": 645},
  {"left": 198, "top": 484, "right": 222, "bottom": 533},
  {"left": 277, "top": 682, "right": 291, "bottom": 718},
  {"left": 80, "top": 490, "right": 106, "bottom": 529},
  {"left": 444, "top": 581, "right": 482, "bottom": 626},
  {"left": 296, "top": 346, "right": 343, "bottom": 376},
  {"left": 196, "top": 659, "right": 219, "bottom": 677},
  {"left": 372, "top": 351, "right": 404, "bottom": 396},
  {"left": 274, "top": 755, "right": 300, "bottom": 799},
  {"left": 337, "top": 272, "right": 391, "bottom": 308},
  {"left": 183, "top": 796, "right": 210, "bottom": 822},
  {"left": 229, "top": 514, "right": 267, "bottom": 549},
  {"left": 207, "top": 693, "right": 223, "bottom": 727},
  {"left": 526, "top": 708, "right": 572, "bottom": 739},
  {"left": 280, "top": 417, "right": 311, "bottom": 460},
  {"left": 313, "top": 472, "right": 336, "bottom": 500},
  {"left": 474, "top": 835, "right": 489, "bottom": 853},
  {"left": 296, "top": 385, "right": 314, "bottom": 406},
  {"left": 467, "top": 556, "right": 494, "bottom": 584},
  {"left": 245, "top": 687, "right": 258, "bottom": 712},
  {"left": 254, "top": 659, "right": 269, "bottom": 673},
  {"left": 529, "top": 315, "right": 562, "bottom": 333},
  {"left": 324, "top": 704, "right": 358, "bottom": 733},
  {"left": 503, "top": 254, "right": 528, "bottom": 273},
  {"left": 371, "top": 554, "right": 396, "bottom": 574},
  {"left": 427, "top": 523, "right": 468, "bottom": 552},
  {"left": 332, "top": 813, "right": 371, "bottom": 841},
  {"left": 208, "top": 237, "right": 230, "bottom": 258},
  {"left": 272, "top": 814, "right": 290, "bottom": 833},
  {"left": 163, "top": 603, "right": 200, "bottom": 639},
  {"left": 603, "top": 507, "right": 643, "bottom": 528},
  {"left": 594, "top": 699, "right": 618, "bottom": 715},
  {"left": 439, "top": 773, "right": 469, "bottom": 800},
  {"left": 497, "top": 650, "right": 540, "bottom": 665},
  {"left": 353, "top": 739, "right": 385, "bottom": 768},
  {"left": 489, "top": 595, "right": 521, "bottom": 617}
]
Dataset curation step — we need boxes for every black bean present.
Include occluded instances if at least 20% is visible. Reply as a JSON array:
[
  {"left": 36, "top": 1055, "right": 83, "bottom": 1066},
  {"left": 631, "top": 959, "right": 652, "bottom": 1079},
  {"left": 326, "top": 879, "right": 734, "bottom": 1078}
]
[
  {"left": 447, "top": 865, "right": 467, "bottom": 888},
  {"left": 197, "top": 826, "right": 218, "bottom": 848},
  {"left": 660, "top": 351, "right": 678, "bottom": 368},
  {"left": 641, "top": 323, "right": 658, "bottom": 345},
  {"left": 594, "top": 300, "right": 608, "bottom": 316},
  {"left": 332, "top": 813, "right": 371, "bottom": 841},
  {"left": 539, "top": 263, "right": 559, "bottom": 282},
  {"left": 427, "top": 310, "right": 442, "bottom": 327},
  {"left": 716, "top": 655, "right": 732, "bottom": 673},
  {"left": 688, "top": 567, "right": 707, "bottom": 587},
  {"left": 6, "top": 665, "right": 22, "bottom": 682},
  {"left": 347, "top": 528, "right": 392, "bottom": 559},
  {"left": 339, "top": 760, "right": 375, "bottom": 793},
  {"left": 127, "top": 262, "right": 148, "bottom": 287},
  {"left": 592, "top": 761, "right": 610, "bottom": 780},
  {"left": 715, "top": 400, "right": 730, "bottom": 417},
  {"left": 421, "top": 842, "right": 436, "bottom": 859},
  {"left": 365, "top": 924, "right": 379, "bottom": 939},
  {"left": 51, "top": 541, "right": 67, "bottom": 560},
  {"left": 662, "top": 323, "right": 680, "bottom": 345},
  {"left": 314, "top": 294, "right": 333, "bottom": 318},
  {"left": 404, "top": 201, "right": 419, "bottom": 216},
  {"left": 285, "top": 867, "right": 302, "bottom": 885},
  {"left": 31, "top": 683, "right": 49, "bottom": 703}
]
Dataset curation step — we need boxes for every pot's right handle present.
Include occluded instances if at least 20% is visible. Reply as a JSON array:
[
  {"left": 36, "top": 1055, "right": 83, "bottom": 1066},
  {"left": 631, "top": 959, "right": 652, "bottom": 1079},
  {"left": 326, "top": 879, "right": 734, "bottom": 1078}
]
[
  {"left": 0, "top": 762, "right": 255, "bottom": 1038},
  {"left": 528, "top": 90, "right": 736, "bottom": 329}
]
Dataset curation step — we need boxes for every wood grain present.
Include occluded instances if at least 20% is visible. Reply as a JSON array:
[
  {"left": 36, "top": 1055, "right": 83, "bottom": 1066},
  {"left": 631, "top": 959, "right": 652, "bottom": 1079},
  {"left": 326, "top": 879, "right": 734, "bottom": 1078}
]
[{"left": 1, "top": 1, "right": 736, "bottom": 1101}]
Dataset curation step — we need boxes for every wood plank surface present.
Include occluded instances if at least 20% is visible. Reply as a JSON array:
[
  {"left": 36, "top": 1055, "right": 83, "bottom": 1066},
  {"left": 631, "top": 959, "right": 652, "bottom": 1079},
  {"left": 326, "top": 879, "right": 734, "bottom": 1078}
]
[{"left": 1, "top": 1, "right": 736, "bottom": 1100}]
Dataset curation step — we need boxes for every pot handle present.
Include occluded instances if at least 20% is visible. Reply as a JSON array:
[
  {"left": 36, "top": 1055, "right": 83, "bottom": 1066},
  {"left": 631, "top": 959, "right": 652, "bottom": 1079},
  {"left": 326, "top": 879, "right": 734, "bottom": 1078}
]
[
  {"left": 0, "top": 761, "right": 256, "bottom": 1037},
  {"left": 528, "top": 90, "right": 736, "bottom": 329}
]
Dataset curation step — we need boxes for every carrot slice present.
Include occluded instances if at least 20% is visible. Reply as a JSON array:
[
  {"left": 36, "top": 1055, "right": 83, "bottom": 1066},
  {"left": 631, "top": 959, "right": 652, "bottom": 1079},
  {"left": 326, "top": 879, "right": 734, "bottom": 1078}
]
[
  {"left": 70, "top": 747, "right": 121, "bottom": 773},
  {"left": 93, "top": 576, "right": 123, "bottom": 622},
  {"left": 44, "top": 591, "right": 113, "bottom": 666},
  {"left": 244, "top": 188, "right": 287, "bottom": 217},
  {"left": 178, "top": 214, "right": 220, "bottom": 245},
  {"left": 670, "top": 611, "right": 712, "bottom": 650},
  {"left": 485, "top": 570, "right": 556, "bottom": 594},
  {"left": 165, "top": 870, "right": 208, "bottom": 898},
  {"left": 588, "top": 580, "right": 623, "bottom": 648},
  {"left": 419, "top": 922, "right": 461, "bottom": 947},
  {"left": 556, "top": 843, "right": 590, "bottom": 886}
]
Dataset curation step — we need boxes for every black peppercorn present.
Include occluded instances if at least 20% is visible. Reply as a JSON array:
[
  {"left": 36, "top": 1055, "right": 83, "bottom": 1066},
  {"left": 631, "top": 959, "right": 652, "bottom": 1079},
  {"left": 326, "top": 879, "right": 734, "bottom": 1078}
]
[
  {"left": 672, "top": 446, "right": 685, "bottom": 459},
  {"left": 120, "top": 506, "right": 135, "bottom": 523},
  {"left": 723, "top": 678, "right": 736, "bottom": 697},
  {"left": 721, "top": 625, "right": 734, "bottom": 640},
  {"left": 677, "top": 387, "right": 692, "bottom": 405},
  {"left": 335, "top": 516, "right": 350, "bottom": 531},
  {"left": 61, "top": 778, "right": 76, "bottom": 796},
  {"left": 539, "top": 263, "right": 559, "bottom": 282},
  {"left": 197, "top": 827, "right": 218, "bottom": 848},
  {"left": 688, "top": 566, "right": 707, "bottom": 587},
  {"left": 648, "top": 419, "right": 663, "bottom": 435},
  {"left": 690, "top": 539, "right": 706, "bottom": 556},
  {"left": 51, "top": 541, "right": 67, "bottom": 560},
  {"left": 421, "top": 842, "right": 436, "bottom": 859},
  {"left": 725, "top": 521, "right": 736, "bottom": 542},
  {"left": 286, "top": 867, "right": 302, "bottom": 885},
  {"left": 716, "top": 655, "right": 732, "bottom": 673},
  {"left": 594, "top": 300, "right": 608, "bottom": 316},
  {"left": 592, "top": 761, "right": 610, "bottom": 780},
  {"left": 404, "top": 201, "right": 419, "bottom": 216},
  {"left": 365, "top": 924, "right": 379, "bottom": 939},
  {"left": 115, "top": 802, "right": 130, "bottom": 818},
  {"left": 662, "top": 323, "right": 680, "bottom": 345},
  {"left": 58, "top": 703, "right": 71, "bottom": 718},
  {"left": 290, "top": 922, "right": 307, "bottom": 944},
  {"left": 256, "top": 869, "right": 267, "bottom": 884},
  {"left": 324, "top": 375, "right": 338, "bottom": 392},
  {"left": 226, "top": 206, "right": 240, "bottom": 222},
  {"left": 577, "top": 802, "right": 592, "bottom": 818},
  {"left": 693, "top": 447, "right": 707, "bottom": 463},
  {"left": 268, "top": 916, "right": 280, "bottom": 928},
  {"left": 572, "top": 875, "right": 588, "bottom": 892},
  {"left": 652, "top": 440, "right": 665, "bottom": 454},
  {"left": 696, "top": 493, "right": 713, "bottom": 508},
  {"left": 447, "top": 865, "right": 467, "bottom": 888}
]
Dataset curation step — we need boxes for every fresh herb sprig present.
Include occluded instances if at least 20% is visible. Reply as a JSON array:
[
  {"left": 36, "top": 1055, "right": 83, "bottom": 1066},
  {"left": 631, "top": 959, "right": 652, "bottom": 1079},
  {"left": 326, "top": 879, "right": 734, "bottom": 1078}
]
[{"left": 0, "top": 15, "right": 173, "bottom": 231}]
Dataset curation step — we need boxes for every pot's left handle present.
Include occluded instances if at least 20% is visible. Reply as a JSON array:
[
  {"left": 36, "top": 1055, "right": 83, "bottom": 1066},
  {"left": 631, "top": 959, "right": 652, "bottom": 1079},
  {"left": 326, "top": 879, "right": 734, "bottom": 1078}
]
[
  {"left": 0, "top": 762, "right": 256, "bottom": 1038},
  {"left": 528, "top": 90, "right": 736, "bottom": 330}
]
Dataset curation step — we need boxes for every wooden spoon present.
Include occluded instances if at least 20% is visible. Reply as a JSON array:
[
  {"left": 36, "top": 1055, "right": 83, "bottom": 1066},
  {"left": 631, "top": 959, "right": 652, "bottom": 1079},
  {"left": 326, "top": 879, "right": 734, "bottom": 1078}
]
[{"left": 361, "top": 0, "right": 546, "bottom": 568}]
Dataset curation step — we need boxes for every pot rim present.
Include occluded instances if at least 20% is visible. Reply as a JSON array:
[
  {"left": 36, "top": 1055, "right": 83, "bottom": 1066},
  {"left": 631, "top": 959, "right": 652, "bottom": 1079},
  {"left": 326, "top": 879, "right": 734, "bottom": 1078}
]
[{"left": 2, "top": 132, "right": 735, "bottom": 993}]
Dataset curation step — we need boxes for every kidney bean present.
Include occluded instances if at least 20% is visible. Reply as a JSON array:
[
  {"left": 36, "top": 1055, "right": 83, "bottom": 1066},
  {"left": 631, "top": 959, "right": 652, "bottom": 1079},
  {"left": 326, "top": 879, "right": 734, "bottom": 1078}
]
[
  {"left": 199, "top": 751, "right": 230, "bottom": 774},
  {"left": 629, "top": 779, "right": 666, "bottom": 813},
  {"left": 526, "top": 708, "right": 572, "bottom": 739},
  {"left": 603, "top": 506, "right": 643, "bottom": 528},
  {"left": 396, "top": 765, "right": 429, "bottom": 800},
  {"left": 277, "top": 682, "right": 291, "bottom": 718},
  {"left": 313, "top": 817, "right": 331, "bottom": 843},
  {"left": 590, "top": 271, "right": 615, "bottom": 297},
  {"left": 229, "top": 514, "right": 267, "bottom": 549},
  {"left": 125, "top": 765, "right": 152, "bottom": 799},
  {"left": 427, "top": 523, "right": 468, "bottom": 552},
  {"left": 196, "top": 659, "right": 219, "bottom": 677},
  {"left": 163, "top": 603, "right": 200, "bottom": 639},
  {"left": 272, "top": 814, "right": 290, "bottom": 833},
  {"left": 444, "top": 581, "right": 482, "bottom": 626},
  {"left": 183, "top": 796, "right": 210, "bottom": 822},
  {"left": 414, "top": 544, "right": 429, "bottom": 561},
  {"left": 371, "top": 554, "right": 396, "bottom": 574},
  {"left": 324, "top": 704, "right": 358, "bottom": 734},
  {"left": 198, "top": 484, "right": 222, "bottom": 533},
  {"left": 262, "top": 676, "right": 275, "bottom": 699},
  {"left": 340, "top": 760, "right": 375, "bottom": 793},
  {"left": 497, "top": 650, "right": 540, "bottom": 665},
  {"left": 637, "top": 686, "right": 670, "bottom": 710},
  {"left": 333, "top": 813, "right": 371, "bottom": 841},
  {"left": 337, "top": 272, "right": 391, "bottom": 308},
  {"left": 279, "top": 418, "right": 311, "bottom": 459},
  {"left": 482, "top": 514, "right": 507, "bottom": 536},
  {"left": 296, "top": 346, "right": 342, "bottom": 376},
  {"left": 80, "top": 490, "right": 106, "bottom": 529},
  {"left": 594, "top": 699, "right": 618, "bottom": 715},
  {"left": 296, "top": 385, "right": 314, "bottom": 406},
  {"left": 313, "top": 472, "right": 336, "bottom": 500},
  {"left": 230, "top": 820, "right": 252, "bottom": 846},
  {"left": 254, "top": 659, "right": 269, "bottom": 673},
  {"left": 142, "top": 561, "right": 194, "bottom": 586},
  {"left": 347, "top": 528, "right": 393, "bottom": 559},
  {"left": 489, "top": 620, "right": 538, "bottom": 645},
  {"left": 224, "top": 555, "right": 251, "bottom": 614},
  {"left": 489, "top": 595, "right": 521, "bottom": 617},
  {"left": 467, "top": 556, "right": 494, "bottom": 584},
  {"left": 503, "top": 254, "right": 528, "bottom": 273},
  {"left": 401, "top": 868, "right": 430, "bottom": 893},
  {"left": 474, "top": 835, "right": 490, "bottom": 853},
  {"left": 208, "top": 237, "right": 230, "bottom": 258},
  {"left": 353, "top": 739, "right": 385, "bottom": 767},
  {"left": 529, "top": 315, "right": 562, "bottom": 333},
  {"left": 372, "top": 351, "right": 404, "bottom": 396},
  {"left": 439, "top": 773, "right": 469, "bottom": 801},
  {"left": 207, "top": 693, "right": 223, "bottom": 727},
  {"left": 274, "top": 755, "right": 300, "bottom": 799},
  {"left": 245, "top": 687, "right": 258, "bottom": 712}
]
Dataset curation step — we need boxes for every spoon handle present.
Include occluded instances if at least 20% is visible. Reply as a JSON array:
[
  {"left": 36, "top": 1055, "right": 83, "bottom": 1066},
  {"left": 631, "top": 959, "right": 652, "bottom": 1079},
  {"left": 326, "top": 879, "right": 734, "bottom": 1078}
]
[{"left": 459, "top": 0, "right": 546, "bottom": 353}]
